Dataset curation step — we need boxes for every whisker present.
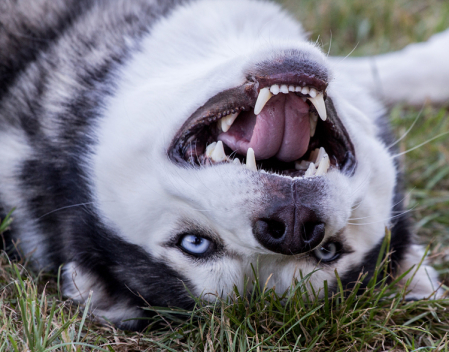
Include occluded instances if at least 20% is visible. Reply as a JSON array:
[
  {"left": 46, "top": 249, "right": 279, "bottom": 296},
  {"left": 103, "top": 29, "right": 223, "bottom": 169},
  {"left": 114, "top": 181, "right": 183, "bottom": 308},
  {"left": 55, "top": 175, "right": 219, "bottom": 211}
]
[
  {"left": 349, "top": 189, "right": 412, "bottom": 221},
  {"left": 335, "top": 42, "right": 359, "bottom": 64},
  {"left": 347, "top": 207, "right": 415, "bottom": 226},
  {"left": 392, "top": 131, "right": 449, "bottom": 158},
  {"left": 326, "top": 31, "right": 333, "bottom": 57},
  {"left": 387, "top": 107, "right": 423, "bottom": 149},
  {"left": 38, "top": 202, "right": 95, "bottom": 219}
]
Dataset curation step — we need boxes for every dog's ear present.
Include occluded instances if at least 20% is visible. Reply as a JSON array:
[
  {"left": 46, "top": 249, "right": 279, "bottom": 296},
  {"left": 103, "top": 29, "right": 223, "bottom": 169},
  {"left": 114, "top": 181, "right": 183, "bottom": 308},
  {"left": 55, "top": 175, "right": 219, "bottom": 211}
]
[
  {"left": 396, "top": 244, "right": 442, "bottom": 300},
  {"left": 62, "top": 262, "right": 142, "bottom": 329}
]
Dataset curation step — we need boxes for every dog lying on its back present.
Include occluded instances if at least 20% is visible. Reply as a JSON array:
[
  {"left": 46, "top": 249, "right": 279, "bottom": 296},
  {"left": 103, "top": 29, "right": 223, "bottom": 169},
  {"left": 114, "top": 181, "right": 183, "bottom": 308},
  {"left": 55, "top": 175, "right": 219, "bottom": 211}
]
[{"left": 1, "top": 0, "right": 448, "bottom": 330}]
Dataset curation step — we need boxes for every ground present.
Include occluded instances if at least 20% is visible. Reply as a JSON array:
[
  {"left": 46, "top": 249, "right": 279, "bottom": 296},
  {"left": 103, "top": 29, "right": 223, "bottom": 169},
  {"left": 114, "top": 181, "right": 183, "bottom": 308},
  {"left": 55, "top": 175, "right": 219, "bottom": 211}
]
[{"left": 1, "top": 0, "right": 449, "bottom": 350}]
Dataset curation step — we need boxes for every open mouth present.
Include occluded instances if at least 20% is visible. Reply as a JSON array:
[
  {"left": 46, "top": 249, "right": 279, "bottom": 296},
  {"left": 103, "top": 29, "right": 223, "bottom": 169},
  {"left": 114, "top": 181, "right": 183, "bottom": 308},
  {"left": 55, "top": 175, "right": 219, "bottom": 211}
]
[{"left": 169, "top": 74, "right": 356, "bottom": 178}]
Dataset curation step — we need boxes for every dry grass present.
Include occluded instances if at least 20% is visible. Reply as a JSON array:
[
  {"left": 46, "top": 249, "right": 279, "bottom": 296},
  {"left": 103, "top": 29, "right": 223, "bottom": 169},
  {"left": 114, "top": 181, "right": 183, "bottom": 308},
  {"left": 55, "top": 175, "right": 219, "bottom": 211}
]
[{"left": 1, "top": 0, "right": 449, "bottom": 350}]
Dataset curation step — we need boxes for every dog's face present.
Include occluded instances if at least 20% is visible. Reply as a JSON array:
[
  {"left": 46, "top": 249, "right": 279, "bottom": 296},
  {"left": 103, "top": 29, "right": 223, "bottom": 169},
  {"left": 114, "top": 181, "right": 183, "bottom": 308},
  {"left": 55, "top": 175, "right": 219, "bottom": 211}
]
[{"left": 62, "top": 0, "right": 437, "bottom": 325}]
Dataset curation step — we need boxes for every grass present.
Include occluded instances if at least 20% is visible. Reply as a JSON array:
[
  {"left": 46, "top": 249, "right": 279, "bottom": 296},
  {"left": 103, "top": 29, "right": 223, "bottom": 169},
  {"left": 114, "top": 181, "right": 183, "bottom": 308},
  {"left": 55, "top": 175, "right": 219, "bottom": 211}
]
[{"left": 1, "top": 0, "right": 449, "bottom": 350}]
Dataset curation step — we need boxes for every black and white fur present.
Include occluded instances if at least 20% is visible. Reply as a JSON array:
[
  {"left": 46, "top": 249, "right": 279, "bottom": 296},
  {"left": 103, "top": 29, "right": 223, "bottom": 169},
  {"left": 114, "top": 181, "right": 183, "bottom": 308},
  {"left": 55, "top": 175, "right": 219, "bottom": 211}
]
[{"left": 1, "top": 0, "right": 447, "bottom": 330}]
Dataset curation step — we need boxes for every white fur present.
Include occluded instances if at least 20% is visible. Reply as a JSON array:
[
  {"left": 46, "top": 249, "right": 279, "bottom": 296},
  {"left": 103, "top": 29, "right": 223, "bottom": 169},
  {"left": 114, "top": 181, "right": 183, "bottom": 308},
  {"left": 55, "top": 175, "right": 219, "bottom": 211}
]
[
  {"left": 85, "top": 0, "right": 440, "bottom": 309},
  {"left": 0, "top": 129, "right": 50, "bottom": 267},
  {"left": 2, "top": 0, "right": 440, "bottom": 326},
  {"left": 63, "top": 262, "right": 141, "bottom": 324},
  {"left": 331, "top": 28, "right": 449, "bottom": 106}
]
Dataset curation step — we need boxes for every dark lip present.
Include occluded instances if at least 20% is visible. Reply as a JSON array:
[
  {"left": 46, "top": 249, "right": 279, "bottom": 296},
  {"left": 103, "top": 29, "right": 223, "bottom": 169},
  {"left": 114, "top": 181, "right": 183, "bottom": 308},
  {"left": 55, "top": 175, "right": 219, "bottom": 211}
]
[
  {"left": 168, "top": 74, "right": 356, "bottom": 176},
  {"left": 249, "top": 72, "right": 328, "bottom": 92}
]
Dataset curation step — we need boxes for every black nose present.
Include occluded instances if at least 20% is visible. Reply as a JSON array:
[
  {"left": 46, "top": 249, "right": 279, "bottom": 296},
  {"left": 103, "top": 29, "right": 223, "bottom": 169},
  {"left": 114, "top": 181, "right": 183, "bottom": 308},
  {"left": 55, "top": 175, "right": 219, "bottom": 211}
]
[{"left": 253, "top": 204, "right": 325, "bottom": 255}]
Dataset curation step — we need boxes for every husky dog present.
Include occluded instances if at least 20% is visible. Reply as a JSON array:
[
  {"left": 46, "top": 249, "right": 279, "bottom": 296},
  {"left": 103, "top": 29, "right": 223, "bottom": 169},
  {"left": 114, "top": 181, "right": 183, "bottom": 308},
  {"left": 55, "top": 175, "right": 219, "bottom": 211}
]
[{"left": 1, "top": 0, "right": 448, "bottom": 330}]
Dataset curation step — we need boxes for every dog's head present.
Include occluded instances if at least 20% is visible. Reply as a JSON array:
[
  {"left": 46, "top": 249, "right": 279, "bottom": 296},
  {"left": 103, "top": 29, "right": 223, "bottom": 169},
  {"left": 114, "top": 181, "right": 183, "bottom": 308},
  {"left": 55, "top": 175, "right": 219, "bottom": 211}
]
[{"left": 63, "top": 0, "right": 439, "bottom": 328}]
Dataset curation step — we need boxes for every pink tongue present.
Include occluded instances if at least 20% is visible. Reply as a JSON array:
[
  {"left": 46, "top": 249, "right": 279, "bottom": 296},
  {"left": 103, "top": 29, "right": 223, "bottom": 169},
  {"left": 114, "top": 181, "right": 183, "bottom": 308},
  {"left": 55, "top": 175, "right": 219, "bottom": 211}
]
[{"left": 218, "top": 94, "right": 310, "bottom": 162}]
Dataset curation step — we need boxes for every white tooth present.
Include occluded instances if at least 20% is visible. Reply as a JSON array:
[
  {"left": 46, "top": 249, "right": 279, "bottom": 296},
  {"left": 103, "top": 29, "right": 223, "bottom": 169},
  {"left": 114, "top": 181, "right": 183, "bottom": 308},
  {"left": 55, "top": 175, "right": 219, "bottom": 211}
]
[
  {"left": 205, "top": 142, "right": 217, "bottom": 158},
  {"left": 310, "top": 113, "right": 318, "bottom": 137},
  {"left": 315, "top": 147, "right": 326, "bottom": 166},
  {"left": 280, "top": 84, "right": 289, "bottom": 94},
  {"left": 295, "top": 86, "right": 301, "bottom": 92},
  {"left": 211, "top": 141, "right": 226, "bottom": 162},
  {"left": 315, "top": 155, "right": 330, "bottom": 176},
  {"left": 270, "top": 85, "right": 280, "bottom": 95},
  {"left": 254, "top": 88, "right": 273, "bottom": 115},
  {"left": 221, "top": 112, "right": 239, "bottom": 132},
  {"left": 246, "top": 148, "right": 257, "bottom": 171},
  {"left": 308, "top": 93, "right": 327, "bottom": 121},
  {"left": 288, "top": 85, "right": 295, "bottom": 92},
  {"left": 301, "top": 86, "right": 309, "bottom": 95},
  {"left": 309, "top": 88, "right": 317, "bottom": 98},
  {"left": 295, "top": 160, "right": 311, "bottom": 170},
  {"left": 233, "top": 158, "right": 241, "bottom": 165},
  {"left": 304, "top": 162, "right": 316, "bottom": 177}
]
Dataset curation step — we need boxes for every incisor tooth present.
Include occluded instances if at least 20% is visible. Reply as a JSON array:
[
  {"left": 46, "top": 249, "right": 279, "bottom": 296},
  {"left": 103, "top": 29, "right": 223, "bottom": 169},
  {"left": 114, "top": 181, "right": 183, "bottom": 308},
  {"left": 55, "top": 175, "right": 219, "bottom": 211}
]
[
  {"left": 309, "top": 88, "right": 317, "bottom": 98},
  {"left": 233, "top": 158, "right": 241, "bottom": 165},
  {"left": 280, "top": 85, "right": 289, "bottom": 94},
  {"left": 254, "top": 87, "right": 273, "bottom": 115},
  {"left": 288, "top": 85, "right": 295, "bottom": 92},
  {"left": 246, "top": 148, "right": 257, "bottom": 171},
  {"left": 270, "top": 85, "right": 280, "bottom": 95},
  {"left": 295, "top": 160, "right": 311, "bottom": 170},
  {"left": 315, "top": 155, "right": 330, "bottom": 176},
  {"left": 221, "top": 112, "right": 239, "bottom": 132},
  {"left": 310, "top": 113, "right": 318, "bottom": 137},
  {"left": 301, "top": 86, "right": 309, "bottom": 95},
  {"left": 211, "top": 141, "right": 226, "bottom": 162},
  {"left": 308, "top": 93, "right": 327, "bottom": 121}
]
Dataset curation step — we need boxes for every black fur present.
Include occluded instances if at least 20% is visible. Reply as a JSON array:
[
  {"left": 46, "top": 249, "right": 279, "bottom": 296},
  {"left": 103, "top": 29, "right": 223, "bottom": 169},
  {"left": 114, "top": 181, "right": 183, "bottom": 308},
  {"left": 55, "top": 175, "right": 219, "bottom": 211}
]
[
  {"left": 340, "top": 112, "right": 413, "bottom": 291},
  {"left": 1, "top": 0, "right": 192, "bottom": 330}
]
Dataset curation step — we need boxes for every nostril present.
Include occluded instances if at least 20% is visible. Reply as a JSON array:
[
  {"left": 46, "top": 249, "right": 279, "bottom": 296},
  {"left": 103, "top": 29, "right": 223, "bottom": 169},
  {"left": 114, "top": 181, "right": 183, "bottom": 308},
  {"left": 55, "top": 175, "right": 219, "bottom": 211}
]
[
  {"left": 303, "top": 222, "right": 325, "bottom": 249},
  {"left": 254, "top": 219, "right": 285, "bottom": 239},
  {"left": 303, "top": 222, "right": 322, "bottom": 242}
]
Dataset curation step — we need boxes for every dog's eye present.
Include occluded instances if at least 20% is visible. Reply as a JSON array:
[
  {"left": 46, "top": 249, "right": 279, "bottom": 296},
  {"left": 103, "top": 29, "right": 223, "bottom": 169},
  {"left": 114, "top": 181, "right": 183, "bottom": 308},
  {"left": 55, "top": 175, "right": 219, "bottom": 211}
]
[
  {"left": 313, "top": 242, "right": 341, "bottom": 263},
  {"left": 179, "top": 234, "right": 212, "bottom": 256}
]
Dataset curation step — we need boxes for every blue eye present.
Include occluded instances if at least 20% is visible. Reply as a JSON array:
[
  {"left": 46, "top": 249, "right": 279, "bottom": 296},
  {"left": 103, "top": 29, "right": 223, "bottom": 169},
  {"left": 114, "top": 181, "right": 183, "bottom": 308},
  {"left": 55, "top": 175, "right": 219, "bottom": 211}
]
[
  {"left": 179, "top": 234, "right": 211, "bottom": 256},
  {"left": 313, "top": 242, "right": 340, "bottom": 262}
]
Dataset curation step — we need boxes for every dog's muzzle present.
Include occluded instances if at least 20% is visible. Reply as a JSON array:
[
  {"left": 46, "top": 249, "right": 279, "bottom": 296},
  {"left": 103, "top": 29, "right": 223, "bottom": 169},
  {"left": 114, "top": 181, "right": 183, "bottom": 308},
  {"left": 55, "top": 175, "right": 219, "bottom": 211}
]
[
  {"left": 169, "top": 51, "right": 356, "bottom": 255},
  {"left": 252, "top": 175, "right": 327, "bottom": 255}
]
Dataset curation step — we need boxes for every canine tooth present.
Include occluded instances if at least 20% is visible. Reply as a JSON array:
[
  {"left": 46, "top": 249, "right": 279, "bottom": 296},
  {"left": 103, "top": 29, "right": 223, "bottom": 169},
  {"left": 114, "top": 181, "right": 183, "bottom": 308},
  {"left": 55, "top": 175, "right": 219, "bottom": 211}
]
[
  {"left": 280, "top": 84, "right": 289, "bottom": 94},
  {"left": 315, "top": 147, "right": 326, "bottom": 166},
  {"left": 211, "top": 141, "right": 226, "bottom": 162},
  {"left": 295, "top": 160, "right": 311, "bottom": 170},
  {"left": 315, "top": 155, "right": 330, "bottom": 176},
  {"left": 289, "top": 85, "right": 295, "bottom": 92},
  {"left": 304, "top": 162, "right": 316, "bottom": 177},
  {"left": 301, "top": 86, "right": 309, "bottom": 95},
  {"left": 254, "top": 88, "right": 273, "bottom": 115},
  {"left": 221, "top": 112, "right": 239, "bottom": 132},
  {"left": 246, "top": 148, "right": 257, "bottom": 171},
  {"left": 308, "top": 93, "right": 327, "bottom": 121},
  {"left": 309, "top": 88, "right": 317, "bottom": 98},
  {"left": 295, "top": 86, "right": 301, "bottom": 92},
  {"left": 310, "top": 113, "right": 318, "bottom": 137},
  {"left": 205, "top": 142, "right": 217, "bottom": 158},
  {"left": 270, "top": 84, "right": 280, "bottom": 95}
]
